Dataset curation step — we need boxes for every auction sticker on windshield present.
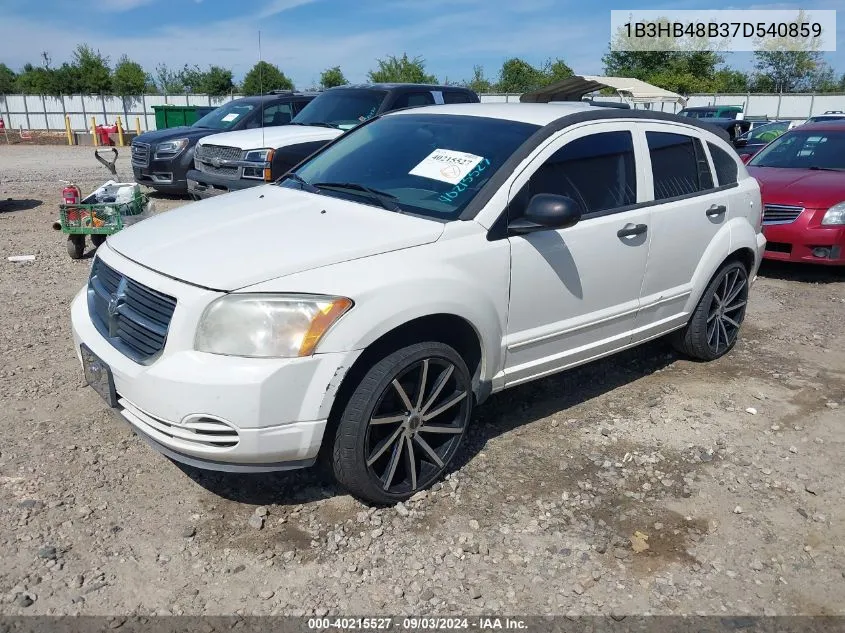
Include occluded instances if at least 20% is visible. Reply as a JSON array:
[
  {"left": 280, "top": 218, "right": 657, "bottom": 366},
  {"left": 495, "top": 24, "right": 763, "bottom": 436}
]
[
  {"left": 221, "top": 113, "right": 240, "bottom": 122},
  {"left": 410, "top": 149, "right": 485, "bottom": 185}
]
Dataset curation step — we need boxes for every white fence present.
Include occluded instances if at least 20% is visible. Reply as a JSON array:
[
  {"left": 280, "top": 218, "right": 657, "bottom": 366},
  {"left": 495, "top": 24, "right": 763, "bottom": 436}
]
[
  {"left": 2, "top": 91, "right": 845, "bottom": 133},
  {"left": 0, "top": 93, "right": 237, "bottom": 134},
  {"left": 590, "top": 92, "right": 845, "bottom": 118}
]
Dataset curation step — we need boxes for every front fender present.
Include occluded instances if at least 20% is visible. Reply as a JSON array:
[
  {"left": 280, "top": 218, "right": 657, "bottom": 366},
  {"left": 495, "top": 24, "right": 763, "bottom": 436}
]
[{"left": 239, "top": 227, "right": 511, "bottom": 386}]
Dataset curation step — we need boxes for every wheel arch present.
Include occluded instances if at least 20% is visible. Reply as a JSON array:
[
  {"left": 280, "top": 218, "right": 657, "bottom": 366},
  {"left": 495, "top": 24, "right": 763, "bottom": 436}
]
[
  {"left": 318, "top": 312, "right": 488, "bottom": 462},
  {"left": 686, "top": 219, "right": 758, "bottom": 313}
]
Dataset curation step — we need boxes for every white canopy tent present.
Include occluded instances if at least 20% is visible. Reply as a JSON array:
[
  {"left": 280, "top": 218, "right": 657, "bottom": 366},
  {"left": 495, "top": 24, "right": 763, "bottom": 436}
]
[{"left": 520, "top": 75, "right": 687, "bottom": 107}]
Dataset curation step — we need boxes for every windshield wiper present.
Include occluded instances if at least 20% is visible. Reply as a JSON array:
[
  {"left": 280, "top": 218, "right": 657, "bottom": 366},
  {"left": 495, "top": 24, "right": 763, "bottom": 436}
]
[
  {"left": 289, "top": 121, "right": 339, "bottom": 129},
  {"left": 283, "top": 172, "right": 320, "bottom": 193},
  {"left": 312, "top": 182, "right": 401, "bottom": 212},
  {"left": 809, "top": 166, "right": 844, "bottom": 172}
]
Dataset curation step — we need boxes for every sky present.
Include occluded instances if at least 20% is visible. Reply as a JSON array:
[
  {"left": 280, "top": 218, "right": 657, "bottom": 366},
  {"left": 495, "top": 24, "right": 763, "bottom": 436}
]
[{"left": 0, "top": 0, "right": 842, "bottom": 88}]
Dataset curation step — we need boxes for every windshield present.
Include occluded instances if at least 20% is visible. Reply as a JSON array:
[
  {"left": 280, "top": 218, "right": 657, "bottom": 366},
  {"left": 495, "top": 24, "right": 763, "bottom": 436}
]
[
  {"left": 283, "top": 113, "right": 540, "bottom": 220},
  {"left": 291, "top": 89, "right": 387, "bottom": 131},
  {"left": 192, "top": 102, "right": 255, "bottom": 130},
  {"left": 741, "top": 121, "right": 789, "bottom": 143},
  {"left": 749, "top": 129, "right": 845, "bottom": 170}
]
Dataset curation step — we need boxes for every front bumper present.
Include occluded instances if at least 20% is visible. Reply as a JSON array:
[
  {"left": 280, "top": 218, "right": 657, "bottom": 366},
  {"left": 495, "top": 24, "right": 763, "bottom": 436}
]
[
  {"left": 762, "top": 210, "right": 845, "bottom": 265},
  {"left": 186, "top": 169, "right": 262, "bottom": 199},
  {"left": 132, "top": 150, "right": 193, "bottom": 194},
  {"left": 70, "top": 250, "right": 360, "bottom": 470}
]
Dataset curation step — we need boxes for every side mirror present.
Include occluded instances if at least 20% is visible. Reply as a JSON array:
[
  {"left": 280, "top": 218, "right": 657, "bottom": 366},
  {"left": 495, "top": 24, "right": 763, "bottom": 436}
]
[
  {"left": 739, "top": 153, "right": 753, "bottom": 164},
  {"left": 734, "top": 137, "right": 748, "bottom": 147},
  {"left": 508, "top": 194, "right": 582, "bottom": 235}
]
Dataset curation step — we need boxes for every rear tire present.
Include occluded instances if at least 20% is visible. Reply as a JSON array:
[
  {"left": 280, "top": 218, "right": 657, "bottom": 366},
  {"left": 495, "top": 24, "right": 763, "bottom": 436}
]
[
  {"left": 332, "top": 342, "right": 472, "bottom": 505},
  {"left": 91, "top": 234, "right": 106, "bottom": 247},
  {"left": 67, "top": 235, "right": 85, "bottom": 259},
  {"left": 671, "top": 261, "right": 749, "bottom": 361}
]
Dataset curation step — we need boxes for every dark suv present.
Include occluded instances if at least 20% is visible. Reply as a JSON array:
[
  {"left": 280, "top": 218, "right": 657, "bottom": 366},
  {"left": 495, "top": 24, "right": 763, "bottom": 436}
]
[
  {"left": 131, "top": 91, "right": 316, "bottom": 195},
  {"left": 187, "top": 83, "right": 480, "bottom": 199}
]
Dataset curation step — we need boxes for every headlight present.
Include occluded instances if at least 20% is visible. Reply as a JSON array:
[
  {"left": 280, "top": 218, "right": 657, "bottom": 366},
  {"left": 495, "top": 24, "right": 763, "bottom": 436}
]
[
  {"left": 242, "top": 148, "right": 274, "bottom": 180},
  {"left": 243, "top": 148, "right": 273, "bottom": 162},
  {"left": 195, "top": 293, "right": 353, "bottom": 358},
  {"left": 821, "top": 201, "right": 845, "bottom": 226},
  {"left": 155, "top": 138, "right": 189, "bottom": 158}
]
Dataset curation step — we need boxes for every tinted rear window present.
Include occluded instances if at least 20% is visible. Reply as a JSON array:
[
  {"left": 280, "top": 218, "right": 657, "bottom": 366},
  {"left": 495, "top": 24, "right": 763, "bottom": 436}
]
[
  {"left": 708, "top": 142, "right": 739, "bottom": 186},
  {"left": 647, "top": 132, "right": 714, "bottom": 199}
]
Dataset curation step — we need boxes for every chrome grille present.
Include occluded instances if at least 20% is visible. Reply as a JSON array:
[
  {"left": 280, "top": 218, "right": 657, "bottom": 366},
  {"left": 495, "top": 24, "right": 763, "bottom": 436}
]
[
  {"left": 131, "top": 142, "right": 150, "bottom": 167},
  {"left": 87, "top": 258, "right": 176, "bottom": 363},
  {"left": 195, "top": 144, "right": 241, "bottom": 178},
  {"left": 763, "top": 204, "right": 804, "bottom": 225}
]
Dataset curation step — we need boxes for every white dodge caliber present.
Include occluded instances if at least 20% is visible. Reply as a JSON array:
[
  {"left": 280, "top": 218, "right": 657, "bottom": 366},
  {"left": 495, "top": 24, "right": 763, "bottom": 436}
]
[{"left": 71, "top": 103, "right": 765, "bottom": 504}]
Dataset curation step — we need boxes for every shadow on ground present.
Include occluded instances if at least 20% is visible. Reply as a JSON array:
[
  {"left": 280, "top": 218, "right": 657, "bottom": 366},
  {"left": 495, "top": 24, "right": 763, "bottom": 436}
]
[
  {"left": 759, "top": 259, "right": 845, "bottom": 284},
  {"left": 177, "top": 340, "right": 678, "bottom": 507},
  {"left": 0, "top": 198, "right": 42, "bottom": 212}
]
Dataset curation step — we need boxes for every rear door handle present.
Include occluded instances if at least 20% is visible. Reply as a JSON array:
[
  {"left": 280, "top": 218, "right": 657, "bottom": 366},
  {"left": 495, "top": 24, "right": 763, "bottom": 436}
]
[
  {"left": 706, "top": 204, "right": 727, "bottom": 217},
  {"left": 617, "top": 223, "right": 648, "bottom": 238}
]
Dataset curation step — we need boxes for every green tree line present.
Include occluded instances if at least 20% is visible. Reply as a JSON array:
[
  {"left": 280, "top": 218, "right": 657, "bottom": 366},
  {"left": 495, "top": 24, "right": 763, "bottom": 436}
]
[{"left": 1, "top": 45, "right": 843, "bottom": 97}]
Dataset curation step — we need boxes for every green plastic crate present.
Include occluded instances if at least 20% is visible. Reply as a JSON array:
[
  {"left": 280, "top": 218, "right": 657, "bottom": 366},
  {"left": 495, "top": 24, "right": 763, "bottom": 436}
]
[{"left": 59, "top": 192, "right": 148, "bottom": 235}]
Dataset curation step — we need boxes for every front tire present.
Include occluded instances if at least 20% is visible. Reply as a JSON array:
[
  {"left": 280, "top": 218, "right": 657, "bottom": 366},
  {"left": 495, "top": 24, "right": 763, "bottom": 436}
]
[
  {"left": 332, "top": 342, "right": 473, "bottom": 504},
  {"left": 672, "top": 260, "right": 749, "bottom": 361}
]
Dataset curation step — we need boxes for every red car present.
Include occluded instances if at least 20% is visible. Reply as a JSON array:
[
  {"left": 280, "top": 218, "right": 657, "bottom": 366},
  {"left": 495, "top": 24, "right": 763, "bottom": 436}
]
[{"left": 746, "top": 121, "right": 845, "bottom": 265}]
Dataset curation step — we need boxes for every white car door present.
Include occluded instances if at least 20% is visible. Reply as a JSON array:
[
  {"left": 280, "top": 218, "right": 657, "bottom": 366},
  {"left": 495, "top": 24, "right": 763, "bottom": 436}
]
[
  {"left": 631, "top": 123, "right": 738, "bottom": 342},
  {"left": 501, "top": 122, "right": 652, "bottom": 387}
]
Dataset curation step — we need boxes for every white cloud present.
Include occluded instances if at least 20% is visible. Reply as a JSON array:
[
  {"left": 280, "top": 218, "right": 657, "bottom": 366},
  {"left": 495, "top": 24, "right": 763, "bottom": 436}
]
[
  {"left": 256, "top": 0, "right": 320, "bottom": 19},
  {"left": 97, "top": 0, "right": 158, "bottom": 12}
]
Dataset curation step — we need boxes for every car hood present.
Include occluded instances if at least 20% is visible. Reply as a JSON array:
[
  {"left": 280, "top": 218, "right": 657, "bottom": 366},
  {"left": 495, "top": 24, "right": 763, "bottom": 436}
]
[
  {"left": 107, "top": 185, "right": 445, "bottom": 291},
  {"left": 195, "top": 125, "right": 341, "bottom": 151},
  {"left": 134, "top": 126, "right": 213, "bottom": 145},
  {"left": 747, "top": 166, "right": 845, "bottom": 208}
]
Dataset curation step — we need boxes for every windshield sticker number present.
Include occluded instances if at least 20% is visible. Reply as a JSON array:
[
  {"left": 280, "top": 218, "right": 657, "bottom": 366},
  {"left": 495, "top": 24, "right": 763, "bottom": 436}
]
[
  {"left": 437, "top": 158, "right": 491, "bottom": 204},
  {"left": 221, "top": 113, "right": 240, "bottom": 122},
  {"left": 410, "top": 149, "right": 485, "bottom": 185}
]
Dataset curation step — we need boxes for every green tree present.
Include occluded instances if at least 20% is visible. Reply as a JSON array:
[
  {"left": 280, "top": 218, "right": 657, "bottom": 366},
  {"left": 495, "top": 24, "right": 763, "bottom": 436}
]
[
  {"left": 73, "top": 44, "right": 111, "bottom": 93},
  {"left": 539, "top": 58, "right": 574, "bottom": 86},
  {"left": 51, "top": 63, "right": 83, "bottom": 95},
  {"left": 320, "top": 66, "right": 348, "bottom": 89},
  {"left": 112, "top": 55, "right": 147, "bottom": 95},
  {"left": 497, "top": 58, "right": 543, "bottom": 93},
  {"left": 752, "top": 10, "right": 823, "bottom": 92},
  {"left": 180, "top": 64, "right": 205, "bottom": 93},
  {"left": 753, "top": 50, "right": 822, "bottom": 92},
  {"left": 712, "top": 69, "right": 748, "bottom": 93},
  {"left": 464, "top": 65, "right": 492, "bottom": 93},
  {"left": 154, "top": 63, "right": 185, "bottom": 94},
  {"left": 15, "top": 63, "right": 54, "bottom": 94},
  {"left": 0, "top": 63, "right": 17, "bottom": 93},
  {"left": 368, "top": 54, "right": 436, "bottom": 84},
  {"left": 202, "top": 66, "right": 235, "bottom": 95},
  {"left": 241, "top": 61, "right": 293, "bottom": 95},
  {"left": 807, "top": 63, "right": 839, "bottom": 93}
]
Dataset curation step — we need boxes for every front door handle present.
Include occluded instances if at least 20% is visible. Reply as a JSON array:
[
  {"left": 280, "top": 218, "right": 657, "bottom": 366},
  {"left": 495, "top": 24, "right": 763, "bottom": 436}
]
[
  {"left": 706, "top": 204, "right": 727, "bottom": 217},
  {"left": 617, "top": 223, "right": 648, "bottom": 238}
]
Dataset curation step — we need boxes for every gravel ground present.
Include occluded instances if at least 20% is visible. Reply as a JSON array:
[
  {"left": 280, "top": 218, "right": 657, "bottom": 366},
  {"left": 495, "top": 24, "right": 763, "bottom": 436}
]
[{"left": 1, "top": 144, "right": 844, "bottom": 617}]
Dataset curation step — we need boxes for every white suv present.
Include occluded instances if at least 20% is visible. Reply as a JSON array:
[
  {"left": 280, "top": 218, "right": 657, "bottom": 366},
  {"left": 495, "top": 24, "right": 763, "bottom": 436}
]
[{"left": 71, "top": 103, "right": 765, "bottom": 504}]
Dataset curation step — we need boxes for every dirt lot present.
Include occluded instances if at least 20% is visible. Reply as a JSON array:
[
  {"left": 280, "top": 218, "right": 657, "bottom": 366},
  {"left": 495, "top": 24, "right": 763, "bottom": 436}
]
[{"left": 1, "top": 144, "right": 844, "bottom": 617}]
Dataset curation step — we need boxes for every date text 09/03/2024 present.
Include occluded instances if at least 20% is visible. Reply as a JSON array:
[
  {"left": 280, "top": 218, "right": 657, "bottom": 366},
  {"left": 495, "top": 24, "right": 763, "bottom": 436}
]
[{"left": 307, "top": 617, "right": 528, "bottom": 630}]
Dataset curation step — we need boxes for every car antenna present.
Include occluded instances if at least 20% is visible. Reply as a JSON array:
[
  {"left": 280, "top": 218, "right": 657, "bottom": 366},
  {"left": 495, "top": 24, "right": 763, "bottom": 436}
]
[{"left": 259, "top": 30, "right": 265, "bottom": 149}]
